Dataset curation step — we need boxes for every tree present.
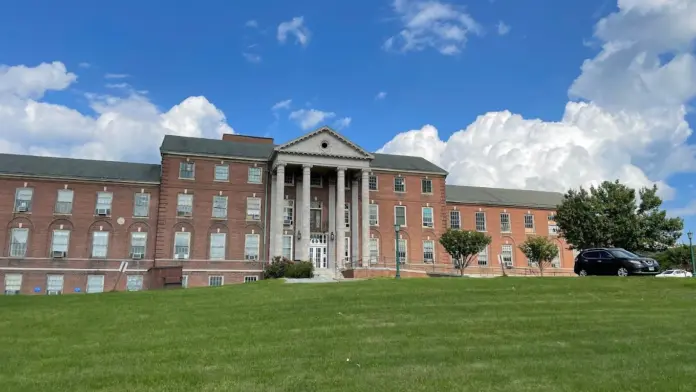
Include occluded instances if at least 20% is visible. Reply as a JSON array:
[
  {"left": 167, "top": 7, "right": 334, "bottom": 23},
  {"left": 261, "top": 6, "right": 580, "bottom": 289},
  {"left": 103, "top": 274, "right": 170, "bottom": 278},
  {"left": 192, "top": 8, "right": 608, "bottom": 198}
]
[
  {"left": 518, "top": 236, "right": 559, "bottom": 276},
  {"left": 649, "top": 245, "right": 694, "bottom": 271},
  {"left": 555, "top": 180, "right": 683, "bottom": 253},
  {"left": 439, "top": 229, "right": 492, "bottom": 275}
]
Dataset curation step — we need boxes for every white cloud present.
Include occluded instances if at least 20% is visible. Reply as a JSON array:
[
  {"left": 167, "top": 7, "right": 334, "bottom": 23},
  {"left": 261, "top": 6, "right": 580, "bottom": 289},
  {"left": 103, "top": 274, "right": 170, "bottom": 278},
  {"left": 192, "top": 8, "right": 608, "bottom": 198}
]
[
  {"left": 0, "top": 61, "right": 233, "bottom": 162},
  {"left": 245, "top": 20, "right": 258, "bottom": 28},
  {"left": 334, "top": 117, "right": 352, "bottom": 130},
  {"left": 497, "top": 21, "right": 510, "bottom": 36},
  {"left": 78, "top": 62, "right": 91, "bottom": 69},
  {"left": 271, "top": 99, "right": 292, "bottom": 111},
  {"left": 378, "top": 0, "right": 696, "bottom": 201},
  {"left": 375, "top": 91, "right": 387, "bottom": 100},
  {"left": 289, "top": 109, "right": 335, "bottom": 130},
  {"left": 104, "top": 73, "right": 129, "bottom": 79},
  {"left": 242, "top": 53, "right": 262, "bottom": 63},
  {"left": 277, "top": 16, "right": 311, "bottom": 47},
  {"left": 384, "top": 0, "right": 483, "bottom": 55},
  {"left": 105, "top": 83, "right": 130, "bottom": 89}
]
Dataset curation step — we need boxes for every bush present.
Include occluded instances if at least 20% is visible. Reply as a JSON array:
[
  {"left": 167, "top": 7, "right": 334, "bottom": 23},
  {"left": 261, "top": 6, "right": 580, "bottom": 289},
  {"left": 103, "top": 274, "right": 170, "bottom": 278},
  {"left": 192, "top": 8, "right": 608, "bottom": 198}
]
[
  {"left": 285, "top": 261, "right": 314, "bottom": 279},
  {"left": 263, "top": 258, "right": 314, "bottom": 279}
]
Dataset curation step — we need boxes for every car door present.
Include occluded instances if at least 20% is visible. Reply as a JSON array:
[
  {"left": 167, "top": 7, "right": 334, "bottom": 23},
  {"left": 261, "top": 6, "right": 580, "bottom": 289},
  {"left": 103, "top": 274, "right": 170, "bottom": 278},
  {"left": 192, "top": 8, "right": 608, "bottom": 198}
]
[
  {"left": 597, "top": 251, "right": 617, "bottom": 275},
  {"left": 581, "top": 251, "right": 600, "bottom": 275}
]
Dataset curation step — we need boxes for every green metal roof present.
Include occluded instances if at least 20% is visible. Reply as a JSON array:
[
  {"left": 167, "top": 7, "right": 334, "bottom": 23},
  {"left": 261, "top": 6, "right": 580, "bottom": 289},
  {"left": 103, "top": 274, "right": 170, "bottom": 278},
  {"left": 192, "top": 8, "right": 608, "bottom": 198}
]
[{"left": 445, "top": 185, "right": 563, "bottom": 209}]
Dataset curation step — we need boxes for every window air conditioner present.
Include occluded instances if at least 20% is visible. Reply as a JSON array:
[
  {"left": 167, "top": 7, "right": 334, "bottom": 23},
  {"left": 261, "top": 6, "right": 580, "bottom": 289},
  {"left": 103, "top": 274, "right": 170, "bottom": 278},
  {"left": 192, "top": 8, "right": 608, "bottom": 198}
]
[
  {"left": 52, "top": 251, "right": 67, "bottom": 259},
  {"left": 96, "top": 208, "right": 110, "bottom": 216},
  {"left": 131, "top": 253, "right": 143, "bottom": 260},
  {"left": 47, "top": 290, "right": 62, "bottom": 295}
]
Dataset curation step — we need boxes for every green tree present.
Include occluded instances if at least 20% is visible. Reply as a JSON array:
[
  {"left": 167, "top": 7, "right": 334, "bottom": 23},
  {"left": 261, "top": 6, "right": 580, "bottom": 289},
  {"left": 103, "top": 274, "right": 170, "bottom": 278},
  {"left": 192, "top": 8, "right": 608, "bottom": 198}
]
[
  {"left": 555, "top": 180, "right": 683, "bottom": 252},
  {"left": 439, "top": 229, "right": 492, "bottom": 275},
  {"left": 650, "top": 245, "right": 694, "bottom": 271},
  {"left": 518, "top": 236, "right": 559, "bottom": 276}
]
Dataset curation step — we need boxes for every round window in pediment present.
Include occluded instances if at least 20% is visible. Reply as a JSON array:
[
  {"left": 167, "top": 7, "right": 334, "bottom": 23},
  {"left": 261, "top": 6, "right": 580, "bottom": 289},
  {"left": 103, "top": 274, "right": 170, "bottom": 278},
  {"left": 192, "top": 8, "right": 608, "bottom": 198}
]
[{"left": 320, "top": 140, "right": 329, "bottom": 150}]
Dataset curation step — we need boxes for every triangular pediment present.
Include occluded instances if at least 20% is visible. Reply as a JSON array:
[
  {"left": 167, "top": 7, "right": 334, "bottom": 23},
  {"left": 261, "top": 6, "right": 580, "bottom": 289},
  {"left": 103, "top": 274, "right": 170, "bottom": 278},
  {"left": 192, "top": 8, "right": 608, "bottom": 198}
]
[{"left": 274, "top": 126, "right": 373, "bottom": 160}]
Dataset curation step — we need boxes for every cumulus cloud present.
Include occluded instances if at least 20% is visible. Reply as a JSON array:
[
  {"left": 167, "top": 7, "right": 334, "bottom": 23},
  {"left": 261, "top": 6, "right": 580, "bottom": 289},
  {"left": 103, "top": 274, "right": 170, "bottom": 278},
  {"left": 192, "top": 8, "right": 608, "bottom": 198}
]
[
  {"left": 378, "top": 0, "right": 696, "bottom": 200},
  {"left": 334, "top": 117, "right": 352, "bottom": 130},
  {"left": 289, "top": 109, "right": 335, "bottom": 130},
  {"left": 277, "top": 16, "right": 311, "bottom": 47},
  {"left": 0, "top": 61, "right": 233, "bottom": 162}
]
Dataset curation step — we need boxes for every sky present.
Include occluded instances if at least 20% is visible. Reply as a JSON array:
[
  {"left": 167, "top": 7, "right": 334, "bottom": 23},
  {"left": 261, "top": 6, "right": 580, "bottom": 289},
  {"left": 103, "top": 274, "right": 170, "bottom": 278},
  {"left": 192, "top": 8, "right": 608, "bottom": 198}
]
[{"left": 1, "top": 0, "right": 696, "bottom": 233}]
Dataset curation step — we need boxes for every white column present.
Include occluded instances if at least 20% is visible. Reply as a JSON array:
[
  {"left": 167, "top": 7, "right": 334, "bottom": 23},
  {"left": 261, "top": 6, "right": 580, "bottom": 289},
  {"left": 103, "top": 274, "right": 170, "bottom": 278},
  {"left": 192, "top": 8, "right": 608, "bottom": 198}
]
[
  {"left": 274, "top": 163, "right": 286, "bottom": 258},
  {"left": 301, "top": 164, "right": 312, "bottom": 261},
  {"left": 336, "top": 167, "right": 346, "bottom": 269},
  {"left": 351, "top": 176, "right": 359, "bottom": 265},
  {"left": 361, "top": 169, "right": 370, "bottom": 267}
]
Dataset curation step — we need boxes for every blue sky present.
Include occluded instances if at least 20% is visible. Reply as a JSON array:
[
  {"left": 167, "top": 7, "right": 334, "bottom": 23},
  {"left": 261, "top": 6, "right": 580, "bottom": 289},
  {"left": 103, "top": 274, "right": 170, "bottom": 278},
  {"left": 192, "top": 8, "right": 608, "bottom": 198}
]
[{"left": 1, "top": 0, "right": 696, "bottom": 233}]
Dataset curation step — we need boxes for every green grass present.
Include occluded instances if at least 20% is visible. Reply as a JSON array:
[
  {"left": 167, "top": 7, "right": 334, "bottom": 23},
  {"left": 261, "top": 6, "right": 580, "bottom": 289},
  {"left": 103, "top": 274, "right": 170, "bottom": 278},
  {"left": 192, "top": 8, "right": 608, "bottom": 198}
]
[{"left": 2, "top": 278, "right": 696, "bottom": 392}]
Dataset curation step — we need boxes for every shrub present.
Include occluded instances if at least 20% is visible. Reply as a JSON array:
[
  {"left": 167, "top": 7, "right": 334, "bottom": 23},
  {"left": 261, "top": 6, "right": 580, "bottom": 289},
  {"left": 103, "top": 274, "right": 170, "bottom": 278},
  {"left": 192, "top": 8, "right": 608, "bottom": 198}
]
[
  {"left": 285, "top": 261, "right": 314, "bottom": 279},
  {"left": 263, "top": 256, "right": 294, "bottom": 279}
]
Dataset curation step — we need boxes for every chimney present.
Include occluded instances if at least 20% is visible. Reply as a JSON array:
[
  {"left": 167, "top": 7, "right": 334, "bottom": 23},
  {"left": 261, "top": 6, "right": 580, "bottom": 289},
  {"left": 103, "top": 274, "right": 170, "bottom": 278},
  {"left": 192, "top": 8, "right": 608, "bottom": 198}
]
[{"left": 222, "top": 134, "right": 274, "bottom": 144}]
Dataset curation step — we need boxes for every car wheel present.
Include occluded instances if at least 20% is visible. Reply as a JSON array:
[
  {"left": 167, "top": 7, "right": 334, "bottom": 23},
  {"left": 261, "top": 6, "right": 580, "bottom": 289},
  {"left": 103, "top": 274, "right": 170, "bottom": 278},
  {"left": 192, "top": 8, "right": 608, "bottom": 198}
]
[
  {"left": 617, "top": 267, "right": 629, "bottom": 277},
  {"left": 578, "top": 269, "right": 588, "bottom": 277}
]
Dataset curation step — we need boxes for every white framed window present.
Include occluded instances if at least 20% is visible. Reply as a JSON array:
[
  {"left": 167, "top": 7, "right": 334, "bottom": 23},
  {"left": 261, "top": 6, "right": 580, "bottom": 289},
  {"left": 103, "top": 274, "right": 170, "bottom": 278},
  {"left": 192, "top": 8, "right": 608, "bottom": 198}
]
[
  {"left": 95, "top": 192, "right": 113, "bottom": 216},
  {"left": 126, "top": 275, "right": 144, "bottom": 291},
  {"left": 46, "top": 275, "right": 64, "bottom": 295},
  {"left": 397, "top": 239, "right": 408, "bottom": 263},
  {"left": 284, "top": 171, "right": 294, "bottom": 185},
  {"left": 9, "top": 228, "right": 28, "bottom": 258},
  {"left": 284, "top": 199, "right": 294, "bottom": 226},
  {"left": 14, "top": 188, "right": 33, "bottom": 212},
  {"left": 450, "top": 211, "right": 460, "bottom": 229},
  {"left": 310, "top": 173, "right": 322, "bottom": 187},
  {"left": 179, "top": 162, "right": 195, "bottom": 179},
  {"left": 181, "top": 275, "right": 189, "bottom": 288},
  {"left": 422, "top": 207, "right": 434, "bottom": 228},
  {"left": 209, "top": 275, "right": 224, "bottom": 286},
  {"left": 368, "top": 238, "right": 379, "bottom": 263},
  {"left": 214, "top": 165, "right": 229, "bottom": 181},
  {"left": 248, "top": 167, "right": 262, "bottom": 183},
  {"left": 478, "top": 246, "right": 489, "bottom": 266},
  {"left": 524, "top": 214, "right": 535, "bottom": 232},
  {"left": 174, "top": 232, "right": 191, "bottom": 259},
  {"left": 86, "top": 275, "right": 105, "bottom": 293},
  {"left": 423, "top": 240, "right": 435, "bottom": 263},
  {"left": 177, "top": 194, "right": 193, "bottom": 217},
  {"left": 244, "top": 276, "right": 259, "bottom": 283},
  {"left": 369, "top": 175, "right": 378, "bottom": 191},
  {"left": 247, "top": 197, "right": 262, "bottom": 221},
  {"left": 282, "top": 235, "right": 293, "bottom": 260},
  {"left": 369, "top": 204, "right": 379, "bottom": 226},
  {"left": 130, "top": 232, "right": 147, "bottom": 259},
  {"left": 55, "top": 189, "right": 73, "bottom": 214},
  {"left": 51, "top": 230, "right": 70, "bottom": 257},
  {"left": 475, "top": 211, "right": 486, "bottom": 231},
  {"left": 500, "top": 213, "right": 511, "bottom": 232},
  {"left": 345, "top": 203, "right": 351, "bottom": 228},
  {"left": 91, "top": 231, "right": 109, "bottom": 258},
  {"left": 394, "top": 206, "right": 407, "bottom": 226},
  {"left": 421, "top": 178, "right": 433, "bottom": 194},
  {"left": 394, "top": 177, "right": 405, "bottom": 192},
  {"left": 245, "top": 234, "right": 260, "bottom": 260},
  {"left": 4, "top": 273, "right": 22, "bottom": 295},
  {"left": 501, "top": 244, "right": 514, "bottom": 267},
  {"left": 210, "top": 233, "right": 226, "bottom": 260},
  {"left": 133, "top": 193, "right": 150, "bottom": 217},
  {"left": 212, "top": 195, "right": 228, "bottom": 218},
  {"left": 549, "top": 224, "right": 560, "bottom": 236}
]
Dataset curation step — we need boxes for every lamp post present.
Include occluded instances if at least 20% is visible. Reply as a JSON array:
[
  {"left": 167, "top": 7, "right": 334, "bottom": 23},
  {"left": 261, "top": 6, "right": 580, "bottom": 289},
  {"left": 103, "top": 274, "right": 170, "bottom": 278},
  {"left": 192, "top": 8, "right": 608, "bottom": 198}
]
[
  {"left": 394, "top": 224, "right": 401, "bottom": 279},
  {"left": 689, "top": 231, "right": 695, "bottom": 277}
]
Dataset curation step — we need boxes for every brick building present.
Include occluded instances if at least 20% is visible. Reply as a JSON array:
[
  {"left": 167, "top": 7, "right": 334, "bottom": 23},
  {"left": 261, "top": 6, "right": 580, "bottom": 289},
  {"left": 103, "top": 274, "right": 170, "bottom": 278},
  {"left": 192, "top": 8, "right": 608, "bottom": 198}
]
[{"left": 0, "top": 127, "right": 573, "bottom": 294}]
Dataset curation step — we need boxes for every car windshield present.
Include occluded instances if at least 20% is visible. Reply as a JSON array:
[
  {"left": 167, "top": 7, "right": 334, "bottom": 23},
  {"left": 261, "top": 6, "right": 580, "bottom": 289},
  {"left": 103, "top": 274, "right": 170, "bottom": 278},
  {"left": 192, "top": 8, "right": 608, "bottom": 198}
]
[
  {"left": 609, "top": 249, "right": 639, "bottom": 258},
  {"left": 662, "top": 270, "right": 674, "bottom": 275}
]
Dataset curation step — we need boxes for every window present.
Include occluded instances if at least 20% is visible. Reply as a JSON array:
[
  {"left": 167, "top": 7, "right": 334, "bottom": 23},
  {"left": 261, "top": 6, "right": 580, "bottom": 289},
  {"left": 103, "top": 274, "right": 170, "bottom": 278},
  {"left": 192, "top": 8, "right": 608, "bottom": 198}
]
[
  {"left": 95, "top": 192, "right": 113, "bottom": 216},
  {"left": 368, "top": 238, "right": 379, "bottom": 263},
  {"left": 86, "top": 275, "right": 105, "bottom": 293},
  {"left": 209, "top": 276, "right": 224, "bottom": 286},
  {"left": 46, "top": 275, "right": 64, "bottom": 295},
  {"left": 450, "top": 211, "right": 461, "bottom": 229},
  {"left": 395, "top": 206, "right": 407, "bottom": 226},
  {"left": 247, "top": 197, "right": 262, "bottom": 221},
  {"left": 369, "top": 204, "right": 379, "bottom": 226},
  {"left": 133, "top": 193, "right": 150, "bottom": 217},
  {"left": 369, "top": 175, "right": 378, "bottom": 191},
  {"left": 345, "top": 203, "right": 350, "bottom": 228},
  {"left": 9, "top": 228, "right": 28, "bottom": 258},
  {"left": 126, "top": 275, "right": 143, "bottom": 291},
  {"left": 397, "top": 239, "right": 408, "bottom": 263},
  {"left": 210, "top": 233, "right": 226, "bottom": 260},
  {"left": 478, "top": 247, "right": 489, "bottom": 266},
  {"left": 244, "top": 276, "right": 258, "bottom": 283},
  {"left": 55, "top": 189, "right": 73, "bottom": 214},
  {"left": 423, "top": 240, "right": 435, "bottom": 263},
  {"left": 51, "top": 230, "right": 70, "bottom": 257},
  {"left": 91, "top": 231, "right": 109, "bottom": 258},
  {"left": 310, "top": 201, "right": 323, "bottom": 231},
  {"left": 4, "top": 274, "right": 22, "bottom": 295},
  {"left": 248, "top": 167, "right": 262, "bottom": 183},
  {"left": 182, "top": 275, "right": 189, "bottom": 288},
  {"left": 310, "top": 173, "right": 322, "bottom": 187},
  {"left": 14, "top": 188, "right": 33, "bottom": 212},
  {"left": 179, "top": 162, "right": 195, "bottom": 179},
  {"left": 500, "top": 213, "right": 511, "bottom": 232},
  {"left": 284, "top": 199, "right": 294, "bottom": 226},
  {"left": 282, "top": 235, "right": 293, "bottom": 260},
  {"left": 174, "top": 232, "right": 191, "bottom": 259},
  {"left": 421, "top": 178, "right": 433, "bottom": 194},
  {"left": 524, "top": 214, "right": 535, "bottom": 233},
  {"left": 212, "top": 196, "right": 228, "bottom": 218},
  {"left": 394, "top": 177, "right": 405, "bottom": 192},
  {"left": 284, "top": 171, "right": 294, "bottom": 185},
  {"left": 345, "top": 176, "right": 352, "bottom": 190},
  {"left": 501, "top": 244, "right": 513, "bottom": 267},
  {"left": 130, "top": 232, "right": 147, "bottom": 258},
  {"left": 422, "top": 207, "right": 434, "bottom": 228},
  {"left": 177, "top": 194, "right": 193, "bottom": 217},
  {"left": 475, "top": 211, "right": 486, "bottom": 231},
  {"left": 245, "top": 234, "right": 260, "bottom": 260},
  {"left": 214, "top": 165, "right": 229, "bottom": 181},
  {"left": 548, "top": 214, "right": 559, "bottom": 236}
]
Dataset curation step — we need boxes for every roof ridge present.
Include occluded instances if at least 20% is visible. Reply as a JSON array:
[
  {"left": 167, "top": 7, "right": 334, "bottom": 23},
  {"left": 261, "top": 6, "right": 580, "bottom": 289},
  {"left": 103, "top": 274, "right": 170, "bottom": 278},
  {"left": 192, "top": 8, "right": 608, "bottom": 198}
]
[
  {"left": 446, "top": 184, "right": 563, "bottom": 195},
  {"left": 0, "top": 152, "right": 161, "bottom": 168}
]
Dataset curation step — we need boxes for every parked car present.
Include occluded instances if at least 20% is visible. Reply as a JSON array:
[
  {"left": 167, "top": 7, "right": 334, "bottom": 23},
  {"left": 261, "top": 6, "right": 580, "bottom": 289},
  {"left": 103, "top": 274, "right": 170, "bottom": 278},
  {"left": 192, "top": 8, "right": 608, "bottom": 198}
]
[
  {"left": 655, "top": 269, "right": 693, "bottom": 278},
  {"left": 574, "top": 248, "right": 660, "bottom": 276}
]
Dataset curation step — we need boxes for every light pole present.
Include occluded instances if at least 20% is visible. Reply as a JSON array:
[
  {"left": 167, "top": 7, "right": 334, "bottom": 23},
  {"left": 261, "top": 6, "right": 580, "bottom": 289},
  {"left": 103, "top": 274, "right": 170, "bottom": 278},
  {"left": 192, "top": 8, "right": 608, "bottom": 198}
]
[
  {"left": 394, "top": 224, "right": 401, "bottom": 279},
  {"left": 689, "top": 231, "right": 695, "bottom": 277}
]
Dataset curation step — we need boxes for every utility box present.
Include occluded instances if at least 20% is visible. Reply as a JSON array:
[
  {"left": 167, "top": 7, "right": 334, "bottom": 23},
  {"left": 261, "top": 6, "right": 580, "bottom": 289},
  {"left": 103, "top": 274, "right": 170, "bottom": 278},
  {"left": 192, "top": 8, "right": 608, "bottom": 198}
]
[{"left": 147, "top": 266, "right": 183, "bottom": 289}]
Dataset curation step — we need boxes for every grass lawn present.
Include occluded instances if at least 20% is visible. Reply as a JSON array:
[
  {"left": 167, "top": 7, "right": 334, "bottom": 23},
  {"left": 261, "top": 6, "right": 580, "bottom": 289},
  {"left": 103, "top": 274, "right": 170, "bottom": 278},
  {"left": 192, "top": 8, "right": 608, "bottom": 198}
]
[{"left": 1, "top": 278, "right": 696, "bottom": 392}]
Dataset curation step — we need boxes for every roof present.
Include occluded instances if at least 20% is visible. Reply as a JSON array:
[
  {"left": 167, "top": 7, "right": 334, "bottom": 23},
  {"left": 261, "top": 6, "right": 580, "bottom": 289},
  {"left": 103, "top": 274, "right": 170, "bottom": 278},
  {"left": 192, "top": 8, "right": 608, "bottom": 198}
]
[
  {"left": 445, "top": 185, "right": 563, "bottom": 209},
  {"left": 0, "top": 153, "right": 161, "bottom": 183},
  {"left": 372, "top": 153, "right": 448, "bottom": 175}
]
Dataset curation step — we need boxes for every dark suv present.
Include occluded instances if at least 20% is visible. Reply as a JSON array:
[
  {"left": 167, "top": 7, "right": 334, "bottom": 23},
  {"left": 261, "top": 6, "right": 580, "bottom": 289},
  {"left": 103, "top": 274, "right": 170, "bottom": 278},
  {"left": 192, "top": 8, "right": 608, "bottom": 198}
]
[{"left": 574, "top": 248, "right": 660, "bottom": 276}]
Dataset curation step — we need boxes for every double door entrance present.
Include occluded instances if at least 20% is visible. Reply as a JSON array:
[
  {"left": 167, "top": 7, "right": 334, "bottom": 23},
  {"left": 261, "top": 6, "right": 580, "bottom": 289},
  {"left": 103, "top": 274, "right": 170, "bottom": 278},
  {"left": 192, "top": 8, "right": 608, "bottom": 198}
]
[{"left": 309, "top": 234, "right": 328, "bottom": 269}]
